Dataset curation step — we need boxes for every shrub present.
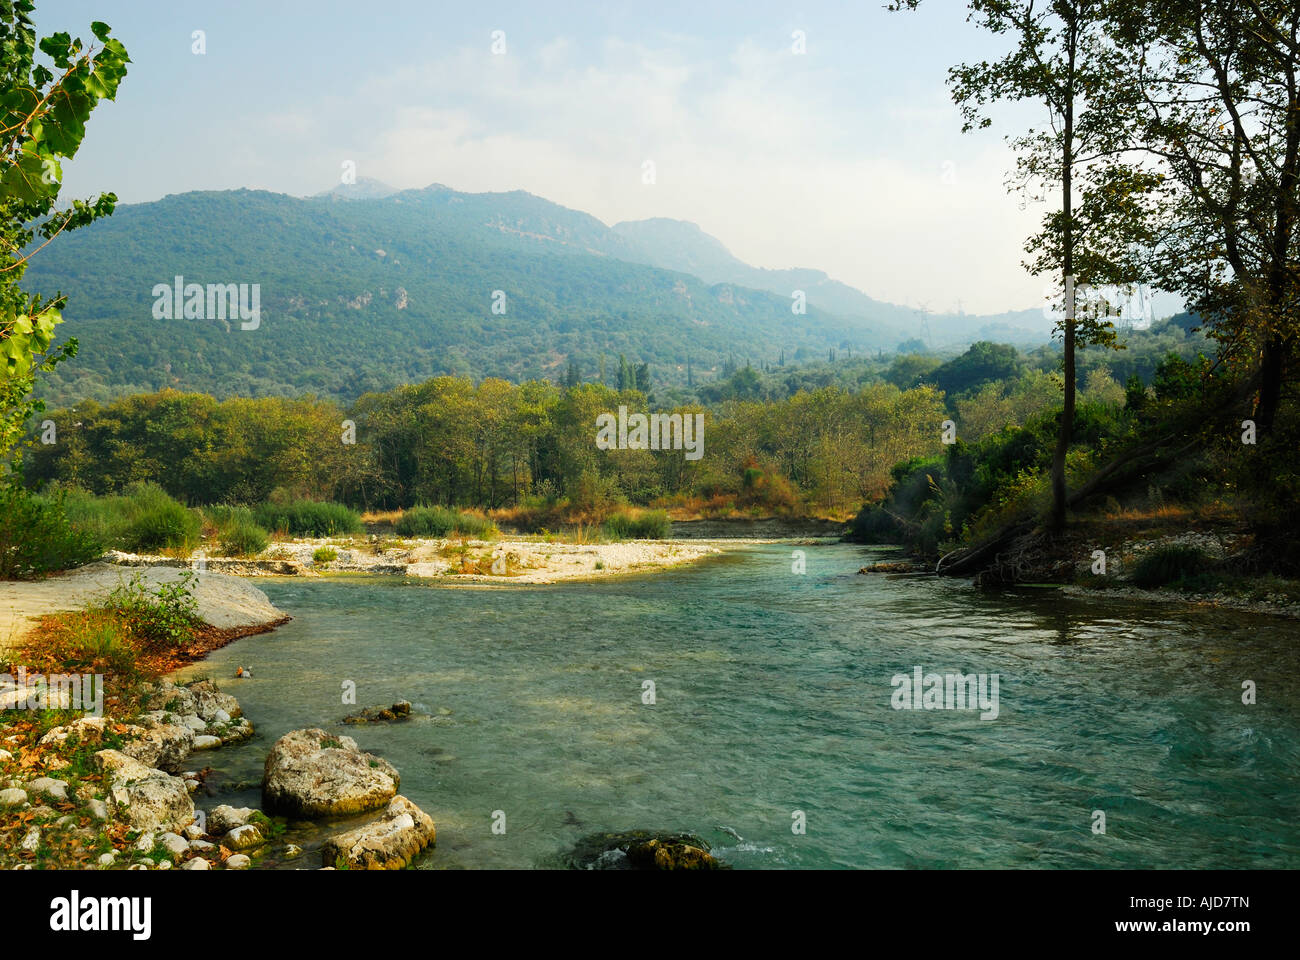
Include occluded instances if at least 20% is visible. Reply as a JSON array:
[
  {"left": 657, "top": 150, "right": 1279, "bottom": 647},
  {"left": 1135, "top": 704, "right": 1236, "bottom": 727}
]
[
  {"left": 253, "top": 500, "right": 363, "bottom": 537},
  {"left": 101, "top": 572, "right": 202, "bottom": 649},
  {"left": 1130, "top": 544, "right": 1214, "bottom": 588},
  {"left": 395, "top": 506, "right": 498, "bottom": 538},
  {"left": 312, "top": 546, "right": 338, "bottom": 564},
  {"left": 219, "top": 521, "right": 270, "bottom": 557},
  {"left": 605, "top": 509, "right": 671, "bottom": 540},
  {"left": 0, "top": 482, "right": 102, "bottom": 579}
]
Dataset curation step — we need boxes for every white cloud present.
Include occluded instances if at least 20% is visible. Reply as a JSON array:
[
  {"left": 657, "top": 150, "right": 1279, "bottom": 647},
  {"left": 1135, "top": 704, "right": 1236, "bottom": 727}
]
[{"left": 311, "top": 34, "right": 1045, "bottom": 314}]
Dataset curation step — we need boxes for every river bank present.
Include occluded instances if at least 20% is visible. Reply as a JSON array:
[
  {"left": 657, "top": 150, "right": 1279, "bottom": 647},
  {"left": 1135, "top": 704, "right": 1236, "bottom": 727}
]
[{"left": 858, "top": 519, "right": 1300, "bottom": 620}]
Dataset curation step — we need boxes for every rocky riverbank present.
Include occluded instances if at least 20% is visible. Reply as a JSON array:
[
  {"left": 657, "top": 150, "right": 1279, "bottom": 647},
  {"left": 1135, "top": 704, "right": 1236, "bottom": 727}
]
[
  {"left": 0, "top": 675, "right": 439, "bottom": 870},
  {"left": 858, "top": 526, "right": 1300, "bottom": 619},
  {"left": 96, "top": 537, "right": 724, "bottom": 584}
]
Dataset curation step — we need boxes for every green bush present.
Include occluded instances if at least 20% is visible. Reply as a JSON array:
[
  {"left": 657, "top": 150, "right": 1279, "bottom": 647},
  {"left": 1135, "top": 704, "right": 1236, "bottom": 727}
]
[
  {"left": 1131, "top": 544, "right": 1214, "bottom": 588},
  {"left": 219, "top": 521, "right": 270, "bottom": 557},
  {"left": 101, "top": 572, "right": 202, "bottom": 649},
  {"left": 0, "top": 482, "right": 102, "bottom": 579},
  {"left": 253, "top": 500, "right": 363, "bottom": 537},
  {"left": 605, "top": 509, "right": 671, "bottom": 540},
  {"left": 312, "top": 546, "right": 338, "bottom": 564},
  {"left": 394, "top": 506, "right": 497, "bottom": 538}
]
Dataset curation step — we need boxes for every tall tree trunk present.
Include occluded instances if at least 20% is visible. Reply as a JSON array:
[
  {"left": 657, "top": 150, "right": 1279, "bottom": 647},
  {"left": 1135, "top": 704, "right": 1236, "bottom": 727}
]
[
  {"left": 1258, "top": 334, "right": 1285, "bottom": 432},
  {"left": 1050, "top": 38, "right": 1077, "bottom": 533}
]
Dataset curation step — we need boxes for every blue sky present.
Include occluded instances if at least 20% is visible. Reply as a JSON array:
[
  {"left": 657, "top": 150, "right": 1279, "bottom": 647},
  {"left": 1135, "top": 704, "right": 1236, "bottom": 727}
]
[{"left": 38, "top": 0, "right": 1077, "bottom": 314}]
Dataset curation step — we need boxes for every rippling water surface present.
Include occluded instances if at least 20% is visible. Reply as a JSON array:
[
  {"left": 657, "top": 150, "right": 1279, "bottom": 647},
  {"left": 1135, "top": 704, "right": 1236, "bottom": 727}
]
[{"left": 176, "top": 543, "right": 1300, "bottom": 869}]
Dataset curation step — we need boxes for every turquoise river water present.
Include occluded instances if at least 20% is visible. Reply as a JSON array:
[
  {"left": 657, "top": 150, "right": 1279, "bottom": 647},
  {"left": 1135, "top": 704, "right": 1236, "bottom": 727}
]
[{"left": 175, "top": 542, "right": 1300, "bottom": 869}]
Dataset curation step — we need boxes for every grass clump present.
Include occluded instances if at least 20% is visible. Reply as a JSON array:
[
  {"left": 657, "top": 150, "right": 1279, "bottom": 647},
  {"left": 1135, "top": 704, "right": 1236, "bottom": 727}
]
[
  {"left": 58, "top": 483, "right": 200, "bottom": 554},
  {"left": 253, "top": 500, "right": 363, "bottom": 537},
  {"left": 605, "top": 509, "right": 671, "bottom": 540},
  {"left": 312, "top": 546, "right": 338, "bottom": 565},
  {"left": 1131, "top": 544, "right": 1215, "bottom": 589},
  {"left": 218, "top": 520, "right": 270, "bottom": 557},
  {"left": 395, "top": 505, "right": 498, "bottom": 539}
]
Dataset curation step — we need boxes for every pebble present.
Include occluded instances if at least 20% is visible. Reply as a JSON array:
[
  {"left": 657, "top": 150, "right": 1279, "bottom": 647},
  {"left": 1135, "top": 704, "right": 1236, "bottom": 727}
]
[{"left": 157, "top": 832, "right": 190, "bottom": 860}]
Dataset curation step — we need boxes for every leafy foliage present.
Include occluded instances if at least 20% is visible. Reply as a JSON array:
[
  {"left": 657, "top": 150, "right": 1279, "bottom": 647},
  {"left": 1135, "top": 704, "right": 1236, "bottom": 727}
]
[
  {"left": 101, "top": 571, "right": 201, "bottom": 650},
  {"left": 0, "top": 476, "right": 100, "bottom": 578},
  {"left": 0, "top": 2, "right": 127, "bottom": 459}
]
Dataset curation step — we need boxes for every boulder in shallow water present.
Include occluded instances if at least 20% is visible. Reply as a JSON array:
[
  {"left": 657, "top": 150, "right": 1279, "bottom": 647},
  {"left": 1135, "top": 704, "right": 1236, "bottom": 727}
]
[
  {"left": 320, "top": 795, "right": 436, "bottom": 869},
  {"left": 208, "top": 804, "right": 256, "bottom": 834},
  {"left": 563, "top": 830, "right": 725, "bottom": 870},
  {"left": 342, "top": 701, "right": 412, "bottom": 724},
  {"left": 262, "top": 728, "right": 399, "bottom": 818}
]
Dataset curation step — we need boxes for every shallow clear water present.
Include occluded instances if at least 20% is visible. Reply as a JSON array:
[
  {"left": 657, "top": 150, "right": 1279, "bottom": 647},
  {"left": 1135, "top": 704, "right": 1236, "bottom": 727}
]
[{"left": 175, "top": 543, "right": 1300, "bottom": 869}]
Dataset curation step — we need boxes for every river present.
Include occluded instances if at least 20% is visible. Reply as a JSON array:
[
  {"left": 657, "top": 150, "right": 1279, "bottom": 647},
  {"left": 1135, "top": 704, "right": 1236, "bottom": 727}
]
[{"left": 174, "top": 541, "right": 1300, "bottom": 869}]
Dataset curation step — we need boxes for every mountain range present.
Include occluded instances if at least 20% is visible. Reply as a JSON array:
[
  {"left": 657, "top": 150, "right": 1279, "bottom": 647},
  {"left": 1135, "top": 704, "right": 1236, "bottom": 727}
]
[{"left": 22, "top": 178, "right": 1057, "bottom": 406}]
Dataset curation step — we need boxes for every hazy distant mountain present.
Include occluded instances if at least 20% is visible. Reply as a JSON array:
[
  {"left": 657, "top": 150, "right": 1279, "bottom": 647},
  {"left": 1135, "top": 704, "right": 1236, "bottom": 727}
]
[{"left": 610, "top": 217, "right": 1053, "bottom": 347}]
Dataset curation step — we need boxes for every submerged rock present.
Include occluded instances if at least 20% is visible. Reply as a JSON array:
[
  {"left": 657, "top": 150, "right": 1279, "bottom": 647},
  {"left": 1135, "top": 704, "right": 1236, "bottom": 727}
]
[
  {"left": 342, "top": 701, "right": 412, "bottom": 724},
  {"left": 262, "top": 728, "right": 399, "bottom": 818},
  {"left": 562, "top": 830, "right": 725, "bottom": 870},
  {"left": 320, "top": 795, "right": 436, "bottom": 870}
]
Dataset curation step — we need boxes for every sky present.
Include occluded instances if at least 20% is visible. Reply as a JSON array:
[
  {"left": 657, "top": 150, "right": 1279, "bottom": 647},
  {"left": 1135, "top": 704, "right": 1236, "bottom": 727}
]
[{"left": 38, "top": 0, "right": 1101, "bottom": 315}]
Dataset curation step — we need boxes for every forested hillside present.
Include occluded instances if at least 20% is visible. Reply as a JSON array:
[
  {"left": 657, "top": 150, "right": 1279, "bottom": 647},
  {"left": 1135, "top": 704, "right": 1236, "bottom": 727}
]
[
  {"left": 20, "top": 186, "right": 901, "bottom": 406},
  {"left": 20, "top": 183, "right": 1068, "bottom": 408}
]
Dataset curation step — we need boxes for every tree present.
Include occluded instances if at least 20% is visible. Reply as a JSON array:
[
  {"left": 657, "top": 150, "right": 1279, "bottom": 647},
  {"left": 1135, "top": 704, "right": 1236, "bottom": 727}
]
[
  {"left": 1114, "top": 1, "right": 1300, "bottom": 433},
  {"left": 907, "top": 0, "right": 1159, "bottom": 529},
  {"left": 1, "top": 1, "right": 129, "bottom": 462}
]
